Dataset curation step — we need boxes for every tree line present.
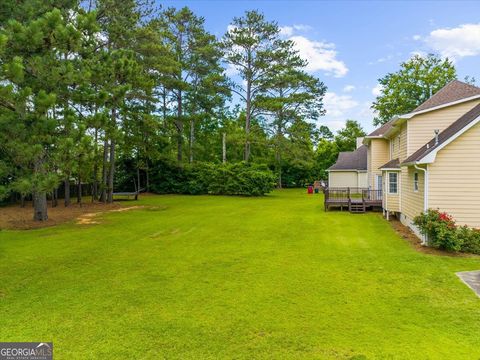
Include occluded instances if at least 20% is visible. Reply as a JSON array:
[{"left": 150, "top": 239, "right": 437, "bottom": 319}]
[{"left": 0, "top": 0, "right": 465, "bottom": 221}]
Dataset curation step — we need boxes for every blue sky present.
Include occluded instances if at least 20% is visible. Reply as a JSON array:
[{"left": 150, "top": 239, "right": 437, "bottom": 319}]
[{"left": 159, "top": 0, "right": 480, "bottom": 133}]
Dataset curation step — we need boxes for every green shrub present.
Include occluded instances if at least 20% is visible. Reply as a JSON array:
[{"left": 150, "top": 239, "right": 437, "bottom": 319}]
[
  {"left": 149, "top": 161, "right": 276, "bottom": 196},
  {"left": 413, "top": 209, "right": 480, "bottom": 254},
  {"left": 413, "top": 209, "right": 463, "bottom": 252},
  {"left": 458, "top": 226, "right": 480, "bottom": 254}
]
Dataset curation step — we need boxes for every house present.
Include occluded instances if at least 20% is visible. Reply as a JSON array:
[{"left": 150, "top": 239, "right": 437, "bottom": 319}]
[
  {"left": 327, "top": 138, "right": 367, "bottom": 188},
  {"left": 327, "top": 80, "right": 480, "bottom": 239}
]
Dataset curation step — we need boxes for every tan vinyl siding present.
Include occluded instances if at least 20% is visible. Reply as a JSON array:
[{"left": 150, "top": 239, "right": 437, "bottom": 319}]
[
  {"left": 407, "top": 99, "right": 480, "bottom": 156},
  {"left": 383, "top": 171, "right": 400, "bottom": 212},
  {"left": 401, "top": 165, "right": 425, "bottom": 220},
  {"left": 399, "top": 123, "right": 407, "bottom": 162},
  {"left": 358, "top": 172, "right": 368, "bottom": 188},
  {"left": 368, "top": 139, "right": 389, "bottom": 190},
  {"left": 385, "top": 193, "right": 400, "bottom": 212},
  {"left": 389, "top": 123, "right": 407, "bottom": 161},
  {"left": 367, "top": 146, "right": 372, "bottom": 187},
  {"left": 328, "top": 171, "right": 359, "bottom": 188},
  {"left": 429, "top": 122, "right": 480, "bottom": 227},
  {"left": 390, "top": 134, "right": 401, "bottom": 160}
]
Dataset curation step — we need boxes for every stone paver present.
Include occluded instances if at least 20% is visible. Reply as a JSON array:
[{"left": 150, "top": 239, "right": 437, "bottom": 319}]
[{"left": 456, "top": 270, "right": 480, "bottom": 297}]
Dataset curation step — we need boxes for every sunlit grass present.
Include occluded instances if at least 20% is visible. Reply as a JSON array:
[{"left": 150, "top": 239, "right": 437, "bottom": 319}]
[{"left": 1, "top": 189, "right": 479, "bottom": 359}]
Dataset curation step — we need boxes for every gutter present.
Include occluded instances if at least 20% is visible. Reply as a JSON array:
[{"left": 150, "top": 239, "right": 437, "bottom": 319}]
[{"left": 414, "top": 162, "right": 429, "bottom": 245}]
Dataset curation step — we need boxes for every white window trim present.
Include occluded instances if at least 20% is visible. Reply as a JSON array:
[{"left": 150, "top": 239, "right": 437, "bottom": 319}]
[{"left": 388, "top": 172, "right": 398, "bottom": 194}]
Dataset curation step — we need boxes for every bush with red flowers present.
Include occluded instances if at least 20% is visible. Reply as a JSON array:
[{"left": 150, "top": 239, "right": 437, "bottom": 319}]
[
  {"left": 414, "top": 209, "right": 461, "bottom": 251},
  {"left": 414, "top": 209, "right": 480, "bottom": 253}
]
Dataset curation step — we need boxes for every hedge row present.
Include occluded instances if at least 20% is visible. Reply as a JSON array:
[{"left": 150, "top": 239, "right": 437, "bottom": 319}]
[{"left": 149, "top": 161, "right": 276, "bottom": 196}]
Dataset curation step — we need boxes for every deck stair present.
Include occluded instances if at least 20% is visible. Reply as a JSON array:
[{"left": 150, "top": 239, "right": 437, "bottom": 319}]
[{"left": 349, "top": 201, "right": 365, "bottom": 213}]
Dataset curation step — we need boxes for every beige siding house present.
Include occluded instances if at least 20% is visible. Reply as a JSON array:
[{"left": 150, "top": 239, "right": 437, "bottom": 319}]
[
  {"left": 327, "top": 80, "right": 480, "bottom": 239},
  {"left": 327, "top": 143, "right": 368, "bottom": 188}
]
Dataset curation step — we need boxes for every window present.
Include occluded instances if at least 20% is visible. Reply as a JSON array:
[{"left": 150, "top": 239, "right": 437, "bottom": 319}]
[
  {"left": 388, "top": 172, "right": 398, "bottom": 194},
  {"left": 414, "top": 172, "right": 419, "bottom": 192}
]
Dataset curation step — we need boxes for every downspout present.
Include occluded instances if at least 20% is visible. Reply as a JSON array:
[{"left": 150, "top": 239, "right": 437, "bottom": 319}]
[
  {"left": 414, "top": 163, "right": 428, "bottom": 245},
  {"left": 384, "top": 171, "right": 388, "bottom": 219}
]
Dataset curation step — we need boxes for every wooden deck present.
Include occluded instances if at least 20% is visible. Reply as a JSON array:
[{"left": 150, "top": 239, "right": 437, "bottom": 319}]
[{"left": 324, "top": 187, "right": 382, "bottom": 213}]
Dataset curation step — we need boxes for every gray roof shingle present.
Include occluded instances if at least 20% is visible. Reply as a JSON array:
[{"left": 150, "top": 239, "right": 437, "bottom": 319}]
[
  {"left": 379, "top": 158, "right": 400, "bottom": 169},
  {"left": 413, "top": 80, "right": 480, "bottom": 112},
  {"left": 367, "top": 118, "right": 395, "bottom": 137},
  {"left": 328, "top": 145, "right": 367, "bottom": 171}
]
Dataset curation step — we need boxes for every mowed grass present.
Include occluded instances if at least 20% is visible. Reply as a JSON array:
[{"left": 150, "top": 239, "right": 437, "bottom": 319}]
[{"left": 1, "top": 189, "right": 480, "bottom": 359}]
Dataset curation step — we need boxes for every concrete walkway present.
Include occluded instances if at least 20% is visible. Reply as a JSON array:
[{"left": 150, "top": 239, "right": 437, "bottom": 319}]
[{"left": 456, "top": 271, "right": 480, "bottom": 297}]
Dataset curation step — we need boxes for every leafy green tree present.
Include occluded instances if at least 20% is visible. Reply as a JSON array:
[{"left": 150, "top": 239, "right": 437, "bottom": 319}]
[
  {"left": 334, "top": 120, "right": 366, "bottom": 152},
  {"left": 372, "top": 54, "right": 456, "bottom": 126},
  {"left": 314, "top": 139, "right": 339, "bottom": 180},
  {"left": 223, "top": 10, "right": 281, "bottom": 161}
]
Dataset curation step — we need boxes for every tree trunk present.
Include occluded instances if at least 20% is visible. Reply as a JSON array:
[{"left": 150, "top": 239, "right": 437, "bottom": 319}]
[
  {"left": 33, "top": 191, "right": 48, "bottom": 221},
  {"left": 64, "top": 177, "right": 70, "bottom": 207},
  {"left": 162, "top": 88, "right": 168, "bottom": 129},
  {"left": 77, "top": 176, "right": 82, "bottom": 205},
  {"left": 92, "top": 127, "right": 99, "bottom": 202},
  {"left": 20, "top": 195, "right": 25, "bottom": 208},
  {"left": 146, "top": 161, "right": 150, "bottom": 192},
  {"left": 107, "top": 138, "right": 115, "bottom": 203},
  {"left": 175, "top": 90, "right": 183, "bottom": 163},
  {"left": 100, "top": 137, "right": 109, "bottom": 203},
  {"left": 189, "top": 119, "right": 194, "bottom": 163},
  {"left": 222, "top": 132, "right": 227, "bottom": 164},
  {"left": 107, "top": 108, "right": 116, "bottom": 204},
  {"left": 245, "top": 79, "right": 252, "bottom": 162},
  {"left": 276, "top": 108, "right": 283, "bottom": 189},
  {"left": 54, "top": 188, "right": 58, "bottom": 207},
  {"left": 136, "top": 164, "right": 140, "bottom": 193}
]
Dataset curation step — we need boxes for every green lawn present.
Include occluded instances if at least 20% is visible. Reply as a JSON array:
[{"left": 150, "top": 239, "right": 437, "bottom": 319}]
[{"left": 1, "top": 189, "right": 480, "bottom": 359}]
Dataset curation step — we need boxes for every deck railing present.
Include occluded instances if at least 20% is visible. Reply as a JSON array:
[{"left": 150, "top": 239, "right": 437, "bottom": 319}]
[
  {"left": 361, "top": 189, "right": 382, "bottom": 202},
  {"left": 324, "top": 187, "right": 382, "bottom": 210}
]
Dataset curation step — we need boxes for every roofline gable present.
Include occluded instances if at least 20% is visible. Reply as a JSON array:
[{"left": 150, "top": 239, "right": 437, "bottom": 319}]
[
  {"left": 365, "top": 94, "right": 480, "bottom": 143},
  {"left": 414, "top": 115, "right": 480, "bottom": 164}
]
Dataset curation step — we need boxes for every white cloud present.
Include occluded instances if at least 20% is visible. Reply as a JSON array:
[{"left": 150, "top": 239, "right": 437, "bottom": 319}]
[
  {"left": 368, "top": 54, "right": 394, "bottom": 65},
  {"left": 279, "top": 26, "right": 294, "bottom": 37},
  {"left": 324, "top": 92, "right": 359, "bottom": 118},
  {"left": 279, "top": 24, "right": 312, "bottom": 37},
  {"left": 321, "top": 95, "right": 376, "bottom": 133},
  {"left": 425, "top": 23, "right": 480, "bottom": 60},
  {"left": 224, "top": 63, "right": 239, "bottom": 77},
  {"left": 343, "top": 85, "right": 355, "bottom": 93},
  {"left": 289, "top": 35, "right": 348, "bottom": 77},
  {"left": 358, "top": 101, "right": 377, "bottom": 119},
  {"left": 372, "top": 84, "right": 383, "bottom": 97},
  {"left": 412, "top": 34, "right": 422, "bottom": 41},
  {"left": 410, "top": 50, "right": 428, "bottom": 58}
]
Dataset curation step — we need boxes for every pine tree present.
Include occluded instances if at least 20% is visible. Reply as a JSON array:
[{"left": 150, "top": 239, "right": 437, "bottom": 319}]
[{"left": 223, "top": 10, "right": 280, "bottom": 161}]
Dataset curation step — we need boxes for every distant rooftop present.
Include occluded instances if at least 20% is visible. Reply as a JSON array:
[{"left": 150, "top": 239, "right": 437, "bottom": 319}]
[{"left": 328, "top": 145, "right": 367, "bottom": 171}]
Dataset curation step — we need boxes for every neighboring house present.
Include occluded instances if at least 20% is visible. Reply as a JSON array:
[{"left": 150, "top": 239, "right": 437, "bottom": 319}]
[
  {"left": 328, "top": 80, "right": 480, "bottom": 238},
  {"left": 327, "top": 139, "right": 367, "bottom": 188}
]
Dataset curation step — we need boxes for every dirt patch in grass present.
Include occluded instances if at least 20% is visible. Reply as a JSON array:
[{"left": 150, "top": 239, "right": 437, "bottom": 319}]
[
  {"left": 389, "top": 217, "right": 479, "bottom": 258},
  {"left": 75, "top": 205, "right": 149, "bottom": 225},
  {"left": 0, "top": 201, "right": 124, "bottom": 230}
]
